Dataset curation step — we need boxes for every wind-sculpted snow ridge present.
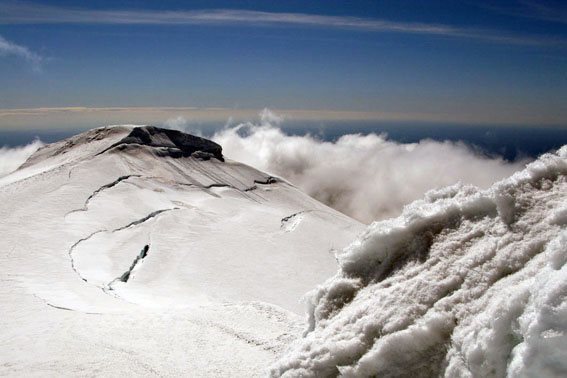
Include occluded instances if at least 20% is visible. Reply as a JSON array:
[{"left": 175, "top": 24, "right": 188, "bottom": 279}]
[{"left": 271, "top": 146, "right": 567, "bottom": 378}]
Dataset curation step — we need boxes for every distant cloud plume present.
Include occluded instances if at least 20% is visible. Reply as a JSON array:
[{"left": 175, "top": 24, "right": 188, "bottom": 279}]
[
  {"left": 0, "top": 34, "right": 43, "bottom": 71},
  {"left": 213, "top": 110, "right": 528, "bottom": 223},
  {"left": 0, "top": 139, "right": 44, "bottom": 177}
]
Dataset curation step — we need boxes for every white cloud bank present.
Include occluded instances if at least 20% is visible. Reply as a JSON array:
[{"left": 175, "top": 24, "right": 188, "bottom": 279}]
[
  {"left": 213, "top": 110, "right": 528, "bottom": 223},
  {"left": 0, "top": 34, "right": 42, "bottom": 71},
  {"left": 0, "top": 139, "right": 44, "bottom": 177}
]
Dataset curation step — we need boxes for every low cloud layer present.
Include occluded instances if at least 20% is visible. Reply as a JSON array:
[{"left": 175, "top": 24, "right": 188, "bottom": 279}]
[
  {"left": 213, "top": 111, "right": 528, "bottom": 223},
  {"left": 0, "top": 140, "right": 44, "bottom": 177}
]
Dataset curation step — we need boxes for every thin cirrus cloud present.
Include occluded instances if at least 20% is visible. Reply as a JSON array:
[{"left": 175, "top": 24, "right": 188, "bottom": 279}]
[
  {"left": 0, "top": 2, "right": 565, "bottom": 48},
  {"left": 0, "top": 34, "right": 42, "bottom": 71}
]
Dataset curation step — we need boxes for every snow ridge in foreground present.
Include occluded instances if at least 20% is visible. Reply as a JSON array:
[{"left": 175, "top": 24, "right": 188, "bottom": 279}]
[{"left": 271, "top": 147, "right": 567, "bottom": 377}]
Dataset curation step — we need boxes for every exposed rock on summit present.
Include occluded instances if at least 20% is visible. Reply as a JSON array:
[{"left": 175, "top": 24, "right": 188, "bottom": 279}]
[
  {"left": 20, "top": 125, "right": 225, "bottom": 170},
  {"left": 100, "top": 126, "right": 224, "bottom": 161}
]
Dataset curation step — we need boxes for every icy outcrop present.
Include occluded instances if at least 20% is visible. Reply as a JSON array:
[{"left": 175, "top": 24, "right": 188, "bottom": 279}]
[{"left": 271, "top": 147, "right": 567, "bottom": 377}]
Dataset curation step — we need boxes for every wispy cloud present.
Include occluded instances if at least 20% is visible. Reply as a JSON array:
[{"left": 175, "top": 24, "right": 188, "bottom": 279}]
[
  {"left": 0, "top": 2, "right": 565, "bottom": 47},
  {"left": 0, "top": 34, "right": 42, "bottom": 71}
]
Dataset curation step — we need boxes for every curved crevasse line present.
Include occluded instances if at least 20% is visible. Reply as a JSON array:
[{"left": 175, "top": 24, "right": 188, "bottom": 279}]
[
  {"left": 203, "top": 161, "right": 267, "bottom": 202},
  {"left": 67, "top": 208, "right": 178, "bottom": 296},
  {"left": 112, "top": 208, "right": 176, "bottom": 232},
  {"left": 66, "top": 174, "right": 141, "bottom": 216},
  {"left": 68, "top": 229, "right": 108, "bottom": 282}
]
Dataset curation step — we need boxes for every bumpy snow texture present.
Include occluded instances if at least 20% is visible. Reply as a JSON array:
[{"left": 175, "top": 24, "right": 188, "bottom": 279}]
[{"left": 272, "top": 146, "right": 567, "bottom": 378}]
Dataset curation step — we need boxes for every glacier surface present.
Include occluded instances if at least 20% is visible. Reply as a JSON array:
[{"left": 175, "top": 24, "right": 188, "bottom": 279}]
[{"left": 0, "top": 125, "right": 363, "bottom": 376}]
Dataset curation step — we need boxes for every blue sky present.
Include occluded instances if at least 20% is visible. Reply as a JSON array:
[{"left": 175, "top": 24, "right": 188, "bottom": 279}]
[{"left": 0, "top": 0, "right": 566, "bottom": 129}]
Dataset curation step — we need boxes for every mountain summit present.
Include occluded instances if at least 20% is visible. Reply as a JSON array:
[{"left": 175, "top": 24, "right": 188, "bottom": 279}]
[
  {"left": 98, "top": 126, "right": 225, "bottom": 161},
  {"left": 0, "top": 125, "right": 363, "bottom": 376},
  {"left": 22, "top": 125, "right": 224, "bottom": 167}
]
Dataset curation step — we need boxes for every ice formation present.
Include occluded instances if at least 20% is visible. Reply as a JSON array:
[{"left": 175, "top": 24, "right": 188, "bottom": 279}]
[{"left": 271, "top": 147, "right": 567, "bottom": 377}]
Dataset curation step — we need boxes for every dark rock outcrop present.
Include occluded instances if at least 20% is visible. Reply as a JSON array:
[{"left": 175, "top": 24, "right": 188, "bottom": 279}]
[{"left": 101, "top": 126, "right": 224, "bottom": 161}]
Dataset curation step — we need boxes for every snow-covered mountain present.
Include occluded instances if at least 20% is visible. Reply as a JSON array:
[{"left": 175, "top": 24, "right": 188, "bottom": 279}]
[
  {"left": 0, "top": 125, "right": 363, "bottom": 376},
  {"left": 1, "top": 125, "right": 565, "bottom": 377}
]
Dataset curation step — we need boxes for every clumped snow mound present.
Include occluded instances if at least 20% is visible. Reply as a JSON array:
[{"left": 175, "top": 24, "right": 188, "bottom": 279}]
[{"left": 271, "top": 147, "right": 567, "bottom": 377}]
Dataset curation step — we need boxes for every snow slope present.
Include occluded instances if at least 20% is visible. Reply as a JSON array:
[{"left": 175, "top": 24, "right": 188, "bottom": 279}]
[
  {"left": 0, "top": 126, "right": 363, "bottom": 376},
  {"left": 271, "top": 147, "right": 567, "bottom": 377}
]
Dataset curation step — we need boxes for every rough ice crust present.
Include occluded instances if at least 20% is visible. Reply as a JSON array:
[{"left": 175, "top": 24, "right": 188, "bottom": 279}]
[{"left": 271, "top": 147, "right": 567, "bottom": 377}]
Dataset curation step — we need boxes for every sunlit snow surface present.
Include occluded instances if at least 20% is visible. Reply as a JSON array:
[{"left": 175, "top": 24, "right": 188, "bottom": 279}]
[
  {"left": 2, "top": 125, "right": 565, "bottom": 377},
  {"left": 0, "top": 126, "right": 363, "bottom": 376},
  {"left": 271, "top": 146, "right": 567, "bottom": 377}
]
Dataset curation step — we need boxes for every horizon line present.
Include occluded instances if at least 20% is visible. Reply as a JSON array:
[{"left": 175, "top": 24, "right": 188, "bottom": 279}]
[{"left": 0, "top": 106, "right": 566, "bottom": 130}]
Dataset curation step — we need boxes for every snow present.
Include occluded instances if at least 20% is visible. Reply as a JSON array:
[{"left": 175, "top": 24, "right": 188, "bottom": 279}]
[
  {"left": 0, "top": 126, "right": 363, "bottom": 376},
  {"left": 271, "top": 147, "right": 567, "bottom": 377},
  {"left": 1, "top": 125, "right": 565, "bottom": 376}
]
